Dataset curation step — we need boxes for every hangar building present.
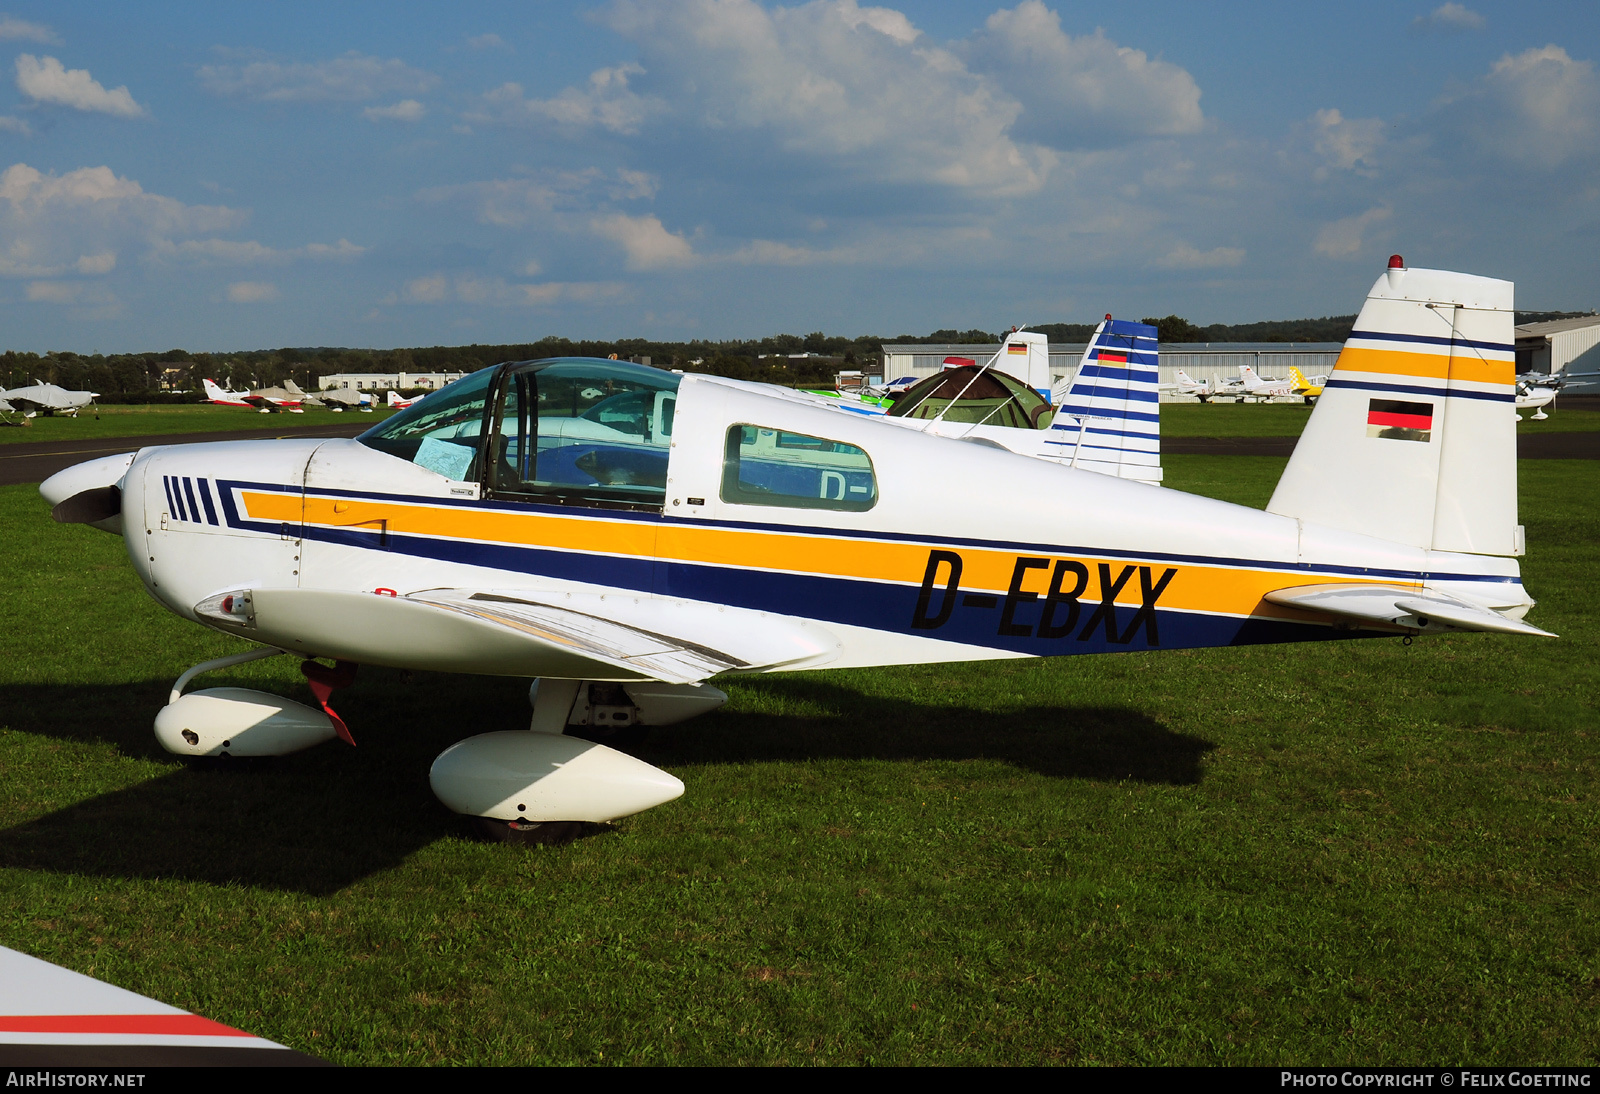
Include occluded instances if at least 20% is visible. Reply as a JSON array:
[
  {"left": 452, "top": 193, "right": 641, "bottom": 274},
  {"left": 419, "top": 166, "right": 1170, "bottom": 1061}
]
[
  {"left": 1514, "top": 316, "right": 1600, "bottom": 379},
  {"left": 879, "top": 342, "right": 1344, "bottom": 401}
]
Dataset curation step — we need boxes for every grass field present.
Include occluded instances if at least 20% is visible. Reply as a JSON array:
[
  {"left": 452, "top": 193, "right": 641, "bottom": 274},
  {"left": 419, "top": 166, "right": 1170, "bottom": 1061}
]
[
  {"left": 0, "top": 455, "right": 1595, "bottom": 1065},
  {"left": 0, "top": 403, "right": 394, "bottom": 444}
]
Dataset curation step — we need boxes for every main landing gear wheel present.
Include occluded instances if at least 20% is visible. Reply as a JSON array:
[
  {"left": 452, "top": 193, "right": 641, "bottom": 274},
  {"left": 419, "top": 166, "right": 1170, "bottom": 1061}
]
[{"left": 467, "top": 817, "right": 608, "bottom": 846}]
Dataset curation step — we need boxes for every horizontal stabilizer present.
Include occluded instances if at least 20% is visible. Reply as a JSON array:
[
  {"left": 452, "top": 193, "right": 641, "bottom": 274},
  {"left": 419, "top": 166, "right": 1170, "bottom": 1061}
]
[{"left": 1263, "top": 583, "right": 1554, "bottom": 637}]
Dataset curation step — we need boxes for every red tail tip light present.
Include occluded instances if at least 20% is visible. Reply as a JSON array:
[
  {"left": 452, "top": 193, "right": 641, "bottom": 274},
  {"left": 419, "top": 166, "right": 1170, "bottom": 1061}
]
[{"left": 1388, "top": 254, "right": 1404, "bottom": 269}]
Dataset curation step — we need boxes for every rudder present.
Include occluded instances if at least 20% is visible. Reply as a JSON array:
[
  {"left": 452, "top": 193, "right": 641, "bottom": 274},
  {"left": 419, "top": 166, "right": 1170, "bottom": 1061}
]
[{"left": 1266, "top": 258, "right": 1518, "bottom": 555}]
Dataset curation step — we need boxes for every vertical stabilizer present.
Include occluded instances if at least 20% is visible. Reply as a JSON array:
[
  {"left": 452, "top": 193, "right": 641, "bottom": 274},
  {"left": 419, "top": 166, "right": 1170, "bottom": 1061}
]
[
  {"left": 1049, "top": 318, "right": 1162, "bottom": 484},
  {"left": 994, "top": 330, "right": 1051, "bottom": 396},
  {"left": 1266, "top": 259, "right": 1517, "bottom": 554}
]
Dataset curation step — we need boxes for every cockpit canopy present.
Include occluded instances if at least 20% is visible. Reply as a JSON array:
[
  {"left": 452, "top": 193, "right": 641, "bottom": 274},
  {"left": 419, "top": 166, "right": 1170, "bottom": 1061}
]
[
  {"left": 886, "top": 365, "right": 1053, "bottom": 429},
  {"left": 359, "top": 358, "right": 680, "bottom": 508}
]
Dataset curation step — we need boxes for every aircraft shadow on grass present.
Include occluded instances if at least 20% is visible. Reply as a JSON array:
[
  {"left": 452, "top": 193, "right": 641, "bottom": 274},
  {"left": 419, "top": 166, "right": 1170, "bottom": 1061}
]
[{"left": 0, "top": 669, "right": 1213, "bottom": 896}]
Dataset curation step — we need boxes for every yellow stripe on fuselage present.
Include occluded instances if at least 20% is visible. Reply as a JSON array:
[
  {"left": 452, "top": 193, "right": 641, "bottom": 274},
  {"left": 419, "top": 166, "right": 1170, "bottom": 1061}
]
[
  {"left": 1336, "top": 346, "right": 1513, "bottom": 387},
  {"left": 243, "top": 491, "right": 1413, "bottom": 623}
]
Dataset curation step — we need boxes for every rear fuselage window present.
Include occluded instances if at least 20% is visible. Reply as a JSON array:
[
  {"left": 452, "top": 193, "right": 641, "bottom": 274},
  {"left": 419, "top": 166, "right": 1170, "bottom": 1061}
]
[{"left": 721, "top": 425, "right": 877, "bottom": 511}]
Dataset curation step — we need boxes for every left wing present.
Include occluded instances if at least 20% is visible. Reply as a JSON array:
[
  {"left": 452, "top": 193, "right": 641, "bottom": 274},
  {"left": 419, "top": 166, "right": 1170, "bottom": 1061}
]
[{"left": 196, "top": 586, "right": 842, "bottom": 683}]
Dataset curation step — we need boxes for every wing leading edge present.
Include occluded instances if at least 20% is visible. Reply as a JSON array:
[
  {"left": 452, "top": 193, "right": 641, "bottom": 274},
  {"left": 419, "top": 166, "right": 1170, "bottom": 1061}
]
[{"left": 196, "top": 587, "right": 841, "bottom": 684}]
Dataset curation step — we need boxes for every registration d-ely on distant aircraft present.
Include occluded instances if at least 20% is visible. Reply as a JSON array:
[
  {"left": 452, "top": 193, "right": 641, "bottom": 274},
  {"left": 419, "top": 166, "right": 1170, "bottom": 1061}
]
[{"left": 40, "top": 256, "right": 1552, "bottom": 842}]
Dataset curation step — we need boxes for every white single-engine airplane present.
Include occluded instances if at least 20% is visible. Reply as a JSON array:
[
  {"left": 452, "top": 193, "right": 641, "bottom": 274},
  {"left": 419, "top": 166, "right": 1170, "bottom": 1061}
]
[
  {"left": 39, "top": 257, "right": 1552, "bottom": 843},
  {"left": 202, "top": 378, "right": 306, "bottom": 413},
  {"left": 2, "top": 381, "right": 99, "bottom": 417}
]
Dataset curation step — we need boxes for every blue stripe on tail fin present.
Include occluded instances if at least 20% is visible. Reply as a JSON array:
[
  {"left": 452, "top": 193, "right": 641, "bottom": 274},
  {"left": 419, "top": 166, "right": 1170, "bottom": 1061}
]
[{"left": 1047, "top": 318, "right": 1162, "bottom": 484}]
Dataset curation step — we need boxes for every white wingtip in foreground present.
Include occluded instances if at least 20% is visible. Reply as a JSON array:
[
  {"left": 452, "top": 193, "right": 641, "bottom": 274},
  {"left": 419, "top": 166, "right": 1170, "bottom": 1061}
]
[{"left": 0, "top": 946, "right": 321, "bottom": 1066}]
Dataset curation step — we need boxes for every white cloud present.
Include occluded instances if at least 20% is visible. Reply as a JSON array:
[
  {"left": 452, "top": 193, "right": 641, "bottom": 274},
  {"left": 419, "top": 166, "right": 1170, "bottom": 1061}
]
[
  {"left": 1294, "top": 108, "right": 1386, "bottom": 179},
  {"left": 364, "top": 99, "right": 424, "bottom": 122},
  {"left": 419, "top": 169, "right": 656, "bottom": 228},
  {"left": 0, "top": 16, "right": 58, "bottom": 43},
  {"left": 227, "top": 280, "right": 279, "bottom": 303},
  {"left": 394, "top": 273, "right": 625, "bottom": 307},
  {"left": 1443, "top": 45, "right": 1600, "bottom": 167},
  {"left": 24, "top": 279, "right": 119, "bottom": 317},
  {"left": 1314, "top": 206, "right": 1392, "bottom": 258},
  {"left": 15, "top": 55, "right": 144, "bottom": 117},
  {"left": 401, "top": 273, "right": 449, "bottom": 303},
  {"left": 0, "top": 163, "right": 244, "bottom": 278},
  {"left": 151, "top": 236, "right": 366, "bottom": 265},
  {"left": 465, "top": 33, "right": 509, "bottom": 51},
  {"left": 1157, "top": 243, "right": 1244, "bottom": 269},
  {"left": 725, "top": 238, "right": 862, "bottom": 265},
  {"left": 75, "top": 251, "right": 115, "bottom": 274},
  {"left": 25, "top": 280, "right": 80, "bottom": 303},
  {"left": 597, "top": 0, "right": 1052, "bottom": 194},
  {"left": 1412, "top": 4, "right": 1485, "bottom": 32},
  {"left": 0, "top": 115, "right": 29, "bottom": 135},
  {"left": 963, "top": 1, "right": 1204, "bottom": 147},
  {"left": 590, "top": 213, "right": 695, "bottom": 269},
  {"left": 302, "top": 239, "right": 365, "bottom": 260},
  {"left": 473, "top": 64, "right": 663, "bottom": 135},
  {"left": 197, "top": 51, "right": 437, "bottom": 103}
]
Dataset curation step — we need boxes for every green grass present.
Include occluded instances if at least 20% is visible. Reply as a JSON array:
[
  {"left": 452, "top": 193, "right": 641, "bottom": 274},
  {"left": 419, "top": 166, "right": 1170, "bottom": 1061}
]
[
  {"left": 0, "top": 460, "right": 1595, "bottom": 1065},
  {"left": 0, "top": 403, "right": 394, "bottom": 444}
]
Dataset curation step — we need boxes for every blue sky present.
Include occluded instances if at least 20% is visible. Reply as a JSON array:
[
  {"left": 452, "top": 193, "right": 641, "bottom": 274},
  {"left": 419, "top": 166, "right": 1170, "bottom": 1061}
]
[{"left": 1, "top": 1, "right": 1596, "bottom": 352}]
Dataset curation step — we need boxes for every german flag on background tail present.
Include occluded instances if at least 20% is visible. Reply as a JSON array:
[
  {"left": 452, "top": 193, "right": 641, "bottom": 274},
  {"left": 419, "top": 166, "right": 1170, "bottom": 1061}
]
[{"left": 1366, "top": 398, "right": 1433, "bottom": 441}]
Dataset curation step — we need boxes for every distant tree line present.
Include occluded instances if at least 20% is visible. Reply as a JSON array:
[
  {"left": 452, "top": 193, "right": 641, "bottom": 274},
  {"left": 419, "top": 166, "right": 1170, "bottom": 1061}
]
[{"left": 7, "top": 310, "right": 1590, "bottom": 398}]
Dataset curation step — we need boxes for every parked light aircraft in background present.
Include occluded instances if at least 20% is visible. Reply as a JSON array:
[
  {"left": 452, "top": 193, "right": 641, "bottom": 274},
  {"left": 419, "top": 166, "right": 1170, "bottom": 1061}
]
[
  {"left": 388, "top": 390, "right": 428, "bottom": 410},
  {"left": 40, "top": 257, "right": 1551, "bottom": 843},
  {"left": 1164, "top": 369, "right": 1217, "bottom": 402},
  {"left": 791, "top": 320, "right": 1162, "bottom": 483},
  {"left": 1288, "top": 366, "right": 1325, "bottom": 404},
  {"left": 1, "top": 381, "right": 99, "bottom": 417},
  {"left": 1515, "top": 372, "right": 1566, "bottom": 420},
  {"left": 202, "top": 378, "right": 304, "bottom": 413},
  {"left": 1238, "top": 364, "right": 1295, "bottom": 401},
  {"left": 314, "top": 385, "right": 374, "bottom": 412}
]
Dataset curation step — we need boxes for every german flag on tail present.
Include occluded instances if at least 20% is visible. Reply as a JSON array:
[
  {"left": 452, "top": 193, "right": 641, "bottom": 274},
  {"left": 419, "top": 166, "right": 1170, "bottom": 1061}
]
[{"left": 1367, "top": 398, "right": 1433, "bottom": 441}]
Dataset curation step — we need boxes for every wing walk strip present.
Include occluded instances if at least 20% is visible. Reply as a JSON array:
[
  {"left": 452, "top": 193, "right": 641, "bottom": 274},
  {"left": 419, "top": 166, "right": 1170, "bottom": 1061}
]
[
  {"left": 244, "top": 491, "right": 1437, "bottom": 625},
  {"left": 417, "top": 591, "right": 747, "bottom": 680}
]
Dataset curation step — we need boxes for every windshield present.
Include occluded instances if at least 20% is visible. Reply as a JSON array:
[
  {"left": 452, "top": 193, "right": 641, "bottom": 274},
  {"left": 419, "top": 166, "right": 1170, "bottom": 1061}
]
[{"left": 357, "top": 366, "right": 497, "bottom": 480}]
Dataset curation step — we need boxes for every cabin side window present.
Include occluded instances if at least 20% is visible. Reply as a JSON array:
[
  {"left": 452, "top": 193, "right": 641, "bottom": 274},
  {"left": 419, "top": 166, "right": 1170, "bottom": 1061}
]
[
  {"left": 488, "top": 360, "right": 679, "bottom": 509},
  {"left": 720, "top": 425, "right": 878, "bottom": 512}
]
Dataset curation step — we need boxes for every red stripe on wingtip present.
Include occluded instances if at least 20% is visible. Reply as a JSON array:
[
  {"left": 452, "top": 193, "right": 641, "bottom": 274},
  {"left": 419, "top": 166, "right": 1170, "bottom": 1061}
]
[{"left": 0, "top": 1014, "right": 257, "bottom": 1037}]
